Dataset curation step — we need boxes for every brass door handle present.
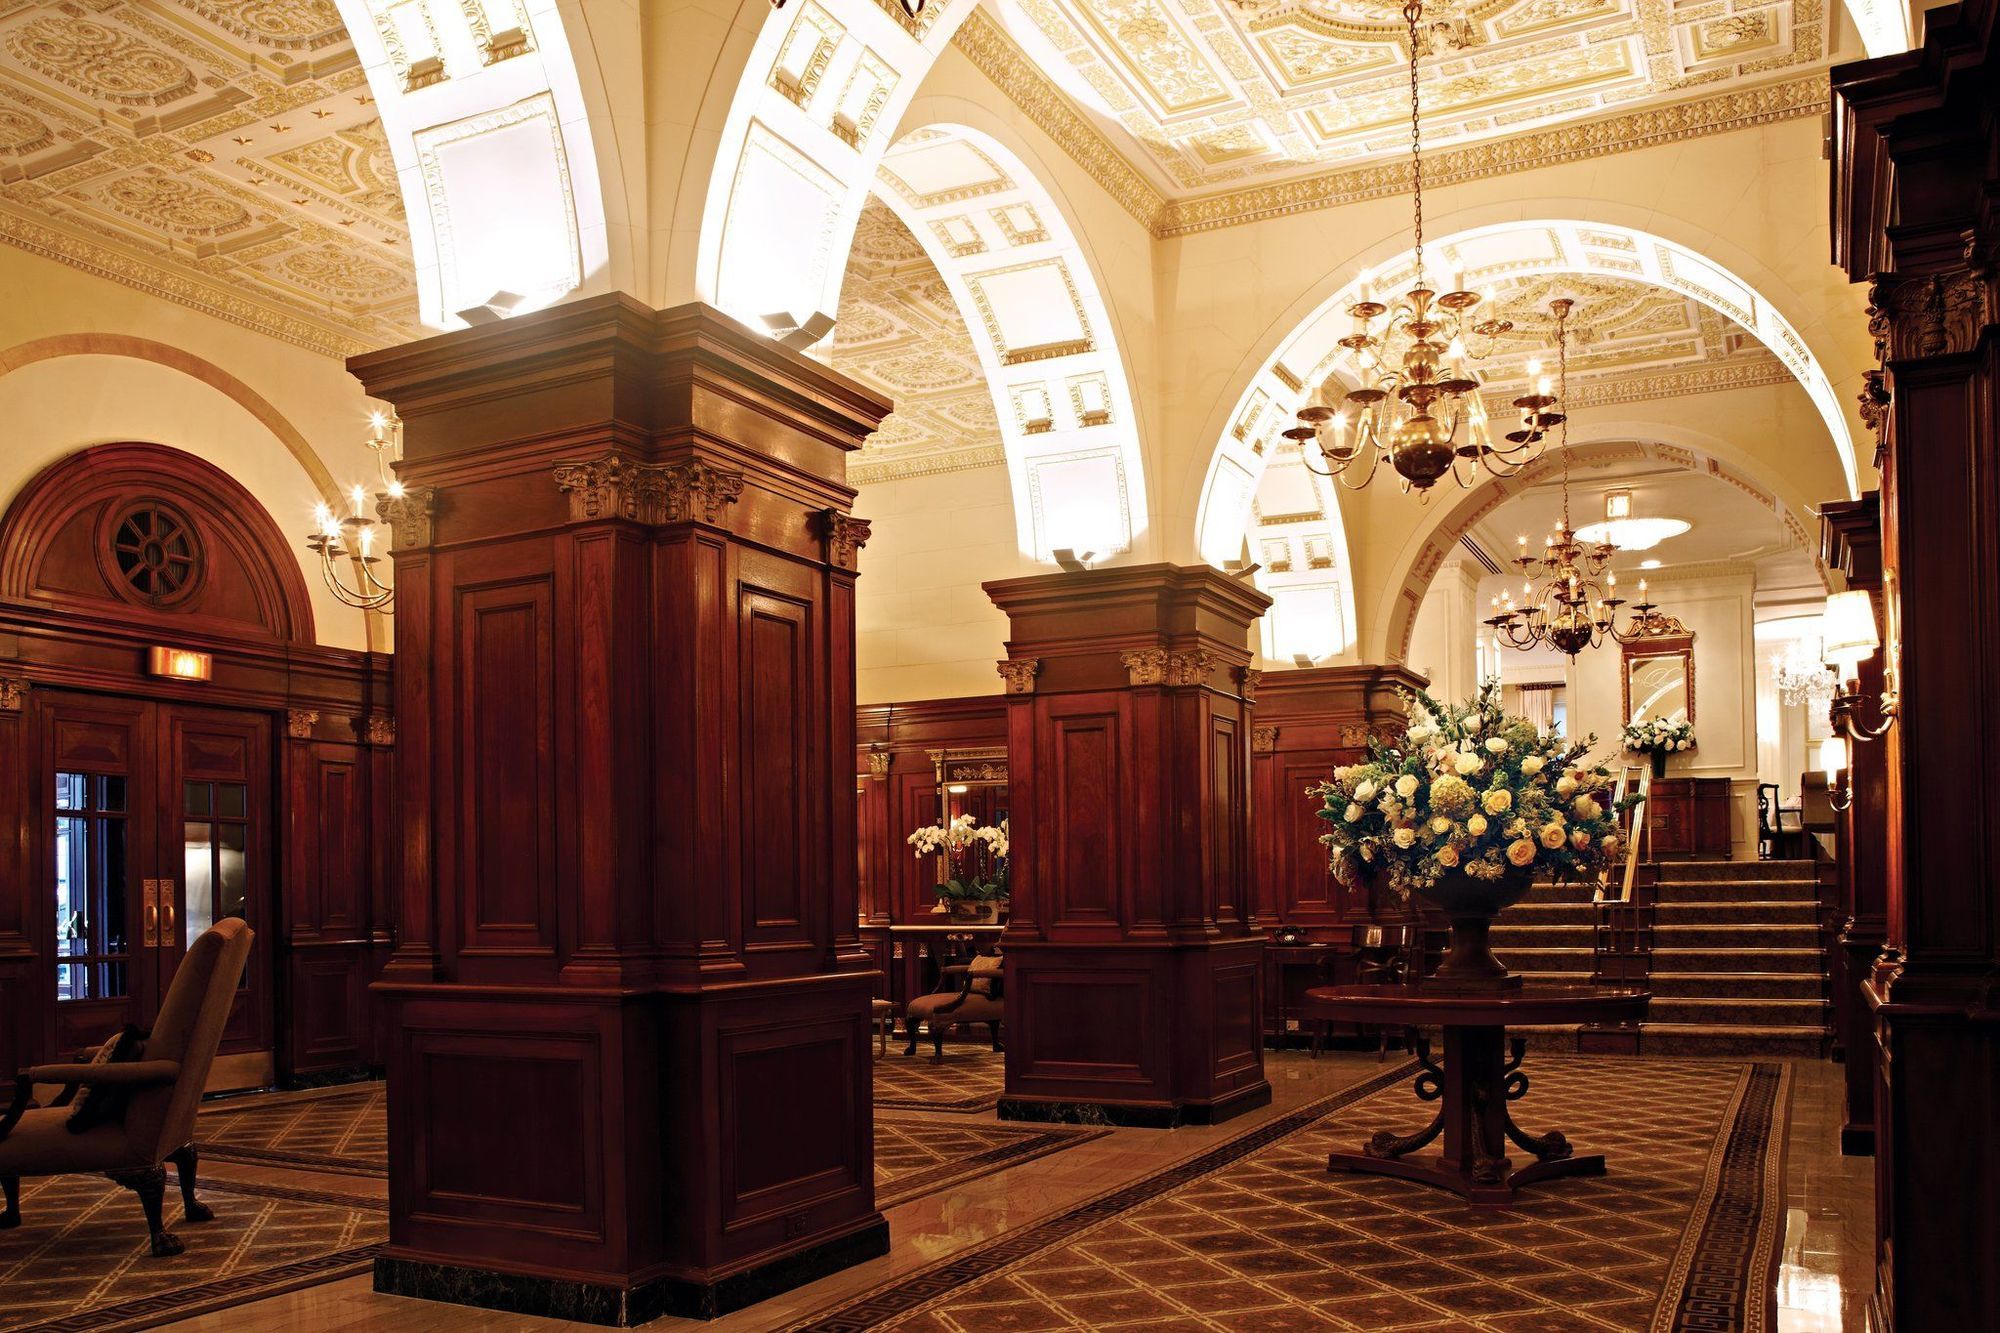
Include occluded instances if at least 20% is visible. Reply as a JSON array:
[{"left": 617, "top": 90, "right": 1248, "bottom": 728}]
[
  {"left": 142, "top": 879, "right": 160, "bottom": 947},
  {"left": 162, "top": 889, "right": 176, "bottom": 944}
]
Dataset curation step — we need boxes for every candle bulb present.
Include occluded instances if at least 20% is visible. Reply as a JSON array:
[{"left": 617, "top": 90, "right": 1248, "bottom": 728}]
[
  {"left": 359, "top": 525, "right": 373, "bottom": 558},
  {"left": 1356, "top": 268, "right": 1373, "bottom": 304},
  {"left": 350, "top": 485, "right": 366, "bottom": 518},
  {"left": 1449, "top": 267, "right": 1465, "bottom": 294},
  {"left": 1638, "top": 578, "right": 1649, "bottom": 597},
  {"left": 1537, "top": 373, "right": 1553, "bottom": 397}
]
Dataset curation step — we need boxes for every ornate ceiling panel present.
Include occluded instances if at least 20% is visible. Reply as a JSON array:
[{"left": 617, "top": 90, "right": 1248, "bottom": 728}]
[
  {"left": 0, "top": 0, "right": 416, "bottom": 356},
  {"left": 997, "top": 0, "right": 1828, "bottom": 193},
  {"left": 832, "top": 200, "right": 1006, "bottom": 484}
]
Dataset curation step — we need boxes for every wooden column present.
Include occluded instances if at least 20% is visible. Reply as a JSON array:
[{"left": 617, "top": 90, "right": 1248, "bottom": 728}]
[
  {"left": 985, "top": 564, "right": 1271, "bottom": 1126},
  {"left": 1819, "top": 495, "right": 1889, "bottom": 1155},
  {"left": 348, "top": 297, "right": 890, "bottom": 1324},
  {"left": 1833, "top": 7, "right": 2000, "bottom": 1328}
]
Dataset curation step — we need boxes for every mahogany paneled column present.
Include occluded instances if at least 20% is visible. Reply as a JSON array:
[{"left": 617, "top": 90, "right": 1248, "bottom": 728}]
[
  {"left": 985, "top": 564, "right": 1271, "bottom": 1126},
  {"left": 348, "top": 297, "right": 889, "bottom": 1324},
  {"left": 1833, "top": 6, "right": 2000, "bottom": 1328},
  {"left": 1818, "top": 495, "right": 1888, "bottom": 1156}
]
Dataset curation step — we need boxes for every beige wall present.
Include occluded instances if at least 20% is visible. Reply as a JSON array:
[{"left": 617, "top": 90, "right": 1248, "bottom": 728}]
[{"left": 0, "top": 246, "right": 383, "bottom": 651}]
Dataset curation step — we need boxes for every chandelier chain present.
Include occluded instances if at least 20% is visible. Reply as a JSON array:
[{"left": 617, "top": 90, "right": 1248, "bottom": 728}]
[{"left": 1406, "top": 0, "right": 1424, "bottom": 284}]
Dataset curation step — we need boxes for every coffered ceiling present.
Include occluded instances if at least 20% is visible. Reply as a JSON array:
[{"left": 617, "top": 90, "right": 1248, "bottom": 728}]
[
  {"left": 832, "top": 200, "right": 1006, "bottom": 485},
  {"left": 0, "top": 0, "right": 416, "bottom": 357},
  {"left": 995, "top": 0, "right": 1831, "bottom": 193}
]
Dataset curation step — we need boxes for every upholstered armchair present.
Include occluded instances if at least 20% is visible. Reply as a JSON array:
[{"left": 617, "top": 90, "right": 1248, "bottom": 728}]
[
  {"left": 903, "top": 952, "right": 1004, "bottom": 1063},
  {"left": 0, "top": 918, "right": 254, "bottom": 1256}
]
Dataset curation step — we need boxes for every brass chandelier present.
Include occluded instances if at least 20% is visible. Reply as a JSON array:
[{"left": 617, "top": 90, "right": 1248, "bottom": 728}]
[
  {"left": 305, "top": 411, "right": 405, "bottom": 613},
  {"left": 1482, "top": 306, "right": 1682, "bottom": 660},
  {"left": 1284, "top": 0, "right": 1562, "bottom": 493}
]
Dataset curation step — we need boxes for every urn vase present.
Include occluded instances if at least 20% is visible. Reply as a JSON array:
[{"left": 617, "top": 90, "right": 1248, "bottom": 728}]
[{"left": 1412, "top": 867, "right": 1536, "bottom": 992}]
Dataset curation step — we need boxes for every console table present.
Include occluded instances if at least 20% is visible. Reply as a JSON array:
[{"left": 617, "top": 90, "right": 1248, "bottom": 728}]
[
  {"left": 1299, "top": 984, "right": 1650, "bottom": 1204},
  {"left": 1646, "top": 776, "right": 1732, "bottom": 859}
]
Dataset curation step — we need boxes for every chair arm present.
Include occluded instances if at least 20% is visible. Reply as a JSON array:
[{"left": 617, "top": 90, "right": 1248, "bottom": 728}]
[{"left": 23, "top": 1059, "right": 180, "bottom": 1088}]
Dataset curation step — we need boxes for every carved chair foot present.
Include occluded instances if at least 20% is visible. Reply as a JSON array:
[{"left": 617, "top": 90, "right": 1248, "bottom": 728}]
[
  {"left": 149, "top": 1229, "right": 185, "bottom": 1258},
  {"left": 107, "top": 1164, "right": 180, "bottom": 1258},
  {"left": 168, "top": 1145, "right": 212, "bottom": 1223}
]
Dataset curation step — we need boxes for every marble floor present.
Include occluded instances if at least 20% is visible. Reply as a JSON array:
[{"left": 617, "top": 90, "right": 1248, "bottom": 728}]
[{"left": 151, "top": 1050, "right": 1874, "bottom": 1332}]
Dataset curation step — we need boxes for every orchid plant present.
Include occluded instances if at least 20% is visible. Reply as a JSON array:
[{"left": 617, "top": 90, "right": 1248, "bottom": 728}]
[
  {"left": 907, "top": 813, "right": 1010, "bottom": 902},
  {"left": 1311, "top": 681, "right": 1640, "bottom": 899}
]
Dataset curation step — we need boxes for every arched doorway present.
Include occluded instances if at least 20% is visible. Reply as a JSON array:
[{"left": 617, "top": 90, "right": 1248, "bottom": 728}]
[{"left": 0, "top": 444, "right": 389, "bottom": 1088}]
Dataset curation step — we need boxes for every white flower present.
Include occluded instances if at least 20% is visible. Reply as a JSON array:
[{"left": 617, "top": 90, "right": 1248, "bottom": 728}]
[
  {"left": 1344, "top": 802, "right": 1364, "bottom": 823},
  {"left": 1571, "top": 829, "right": 1592, "bottom": 851},
  {"left": 1556, "top": 774, "right": 1579, "bottom": 797},
  {"left": 1393, "top": 826, "right": 1417, "bottom": 849},
  {"left": 1395, "top": 774, "right": 1420, "bottom": 799},
  {"left": 1354, "top": 780, "right": 1377, "bottom": 803},
  {"left": 1408, "top": 725, "right": 1433, "bottom": 744},
  {"left": 1430, "top": 816, "right": 1453, "bottom": 836},
  {"left": 1467, "top": 814, "right": 1488, "bottom": 836},
  {"left": 1572, "top": 795, "right": 1602, "bottom": 821},
  {"left": 1453, "top": 751, "right": 1484, "bottom": 776},
  {"left": 1484, "top": 737, "right": 1508, "bottom": 753},
  {"left": 1466, "top": 715, "right": 1482, "bottom": 734},
  {"left": 1520, "top": 756, "right": 1545, "bottom": 776}
]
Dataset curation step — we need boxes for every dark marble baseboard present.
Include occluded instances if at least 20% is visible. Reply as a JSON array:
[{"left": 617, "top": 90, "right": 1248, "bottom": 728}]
[
  {"left": 374, "top": 1217, "right": 890, "bottom": 1324},
  {"left": 999, "top": 1081, "right": 1271, "bottom": 1129}
]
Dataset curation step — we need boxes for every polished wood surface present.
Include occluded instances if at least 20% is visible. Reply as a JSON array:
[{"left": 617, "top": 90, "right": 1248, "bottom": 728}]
[
  {"left": 1833, "top": 6, "right": 2000, "bottom": 1327},
  {"left": 0, "top": 443, "right": 389, "bottom": 1087},
  {"left": 985, "top": 563, "right": 1271, "bottom": 1126},
  {"left": 348, "top": 297, "right": 892, "bottom": 1320},
  {"left": 1305, "top": 984, "right": 1649, "bottom": 1204},
  {"left": 1643, "top": 777, "right": 1732, "bottom": 859},
  {"left": 1820, "top": 495, "right": 1889, "bottom": 1157}
]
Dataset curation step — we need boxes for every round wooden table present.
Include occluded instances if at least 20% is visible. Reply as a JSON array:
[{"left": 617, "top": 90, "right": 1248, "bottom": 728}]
[{"left": 1299, "top": 983, "right": 1650, "bottom": 1204}]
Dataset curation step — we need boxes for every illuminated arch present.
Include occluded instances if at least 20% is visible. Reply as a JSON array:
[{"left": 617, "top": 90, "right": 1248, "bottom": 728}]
[
  {"left": 864, "top": 123, "right": 1148, "bottom": 559},
  {"left": 1380, "top": 435, "right": 1824, "bottom": 665},
  {"left": 333, "top": 0, "right": 628, "bottom": 329}
]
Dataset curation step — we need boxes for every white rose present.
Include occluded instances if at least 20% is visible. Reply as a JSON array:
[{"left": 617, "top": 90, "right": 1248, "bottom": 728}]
[
  {"left": 1354, "top": 780, "right": 1377, "bottom": 803},
  {"left": 1485, "top": 737, "right": 1507, "bottom": 753},
  {"left": 1466, "top": 716, "right": 1482, "bottom": 734},
  {"left": 1395, "top": 774, "right": 1420, "bottom": 799},
  {"left": 1393, "top": 826, "right": 1417, "bottom": 849},
  {"left": 1520, "top": 756, "right": 1545, "bottom": 776},
  {"left": 1556, "top": 775, "right": 1579, "bottom": 797},
  {"left": 1454, "top": 751, "right": 1484, "bottom": 777},
  {"left": 1430, "top": 816, "right": 1452, "bottom": 835},
  {"left": 1344, "top": 802, "right": 1364, "bottom": 823},
  {"left": 1408, "top": 725, "right": 1432, "bottom": 744}
]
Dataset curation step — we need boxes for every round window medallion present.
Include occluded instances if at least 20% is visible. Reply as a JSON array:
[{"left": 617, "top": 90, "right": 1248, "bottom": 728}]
[{"left": 102, "top": 500, "right": 204, "bottom": 607}]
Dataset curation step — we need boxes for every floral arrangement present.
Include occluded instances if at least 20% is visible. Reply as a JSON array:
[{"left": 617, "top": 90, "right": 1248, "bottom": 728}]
[
  {"left": 1622, "top": 717, "right": 1696, "bottom": 756},
  {"left": 1310, "top": 682, "right": 1639, "bottom": 899},
  {"left": 907, "top": 814, "right": 1010, "bottom": 902}
]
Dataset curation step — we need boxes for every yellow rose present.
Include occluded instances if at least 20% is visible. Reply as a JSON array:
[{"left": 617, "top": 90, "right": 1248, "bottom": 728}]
[
  {"left": 1506, "top": 839, "right": 1536, "bottom": 867},
  {"left": 1436, "top": 845, "right": 1460, "bottom": 868},
  {"left": 1539, "top": 823, "right": 1567, "bottom": 850},
  {"left": 1573, "top": 795, "right": 1602, "bottom": 820},
  {"left": 1570, "top": 829, "right": 1591, "bottom": 851},
  {"left": 1482, "top": 788, "right": 1513, "bottom": 815},
  {"left": 1467, "top": 814, "right": 1488, "bottom": 836},
  {"left": 1430, "top": 816, "right": 1453, "bottom": 836},
  {"left": 1393, "top": 826, "right": 1418, "bottom": 849}
]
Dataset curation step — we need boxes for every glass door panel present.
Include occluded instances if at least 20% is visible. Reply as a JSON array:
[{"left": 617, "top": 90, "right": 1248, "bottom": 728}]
[{"left": 54, "top": 772, "right": 131, "bottom": 1002}]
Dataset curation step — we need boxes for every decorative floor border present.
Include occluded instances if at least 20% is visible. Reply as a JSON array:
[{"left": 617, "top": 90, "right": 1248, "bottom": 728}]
[
  {"left": 787, "top": 1058, "right": 1422, "bottom": 1331},
  {"left": 875, "top": 1118, "right": 1110, "bottom": 1210}
]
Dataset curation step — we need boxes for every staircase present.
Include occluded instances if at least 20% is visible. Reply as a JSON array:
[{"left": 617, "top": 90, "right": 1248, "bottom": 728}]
[{"left": 1488, "top": 859, "right": 1831, "bottom": 1058}]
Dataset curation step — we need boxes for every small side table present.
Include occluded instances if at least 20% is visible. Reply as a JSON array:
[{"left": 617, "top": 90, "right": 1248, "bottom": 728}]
[
  {"left": 1300, "top": 983, "right": 1650, "bottom": 1204},
  {"left": 1267, "top": 943, "right": 1339, "bottom": 1050}
]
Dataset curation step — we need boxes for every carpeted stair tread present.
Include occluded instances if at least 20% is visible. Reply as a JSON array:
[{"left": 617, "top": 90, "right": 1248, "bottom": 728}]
[
  {"left": 1652, "top": 923, "right": 1821, "bottom": 947},
  {"left": 1646, "top": 971, "right": 1825, "bottom": 999},
  {"left": 1653, "top": 900, "right": 1821, "bottom": 923},
  {"left": 1647, "top": 997, "right": 1828, "bottom": 1025}
]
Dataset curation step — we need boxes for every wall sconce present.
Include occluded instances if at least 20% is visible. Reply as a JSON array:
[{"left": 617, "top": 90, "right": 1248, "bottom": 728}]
[
  {"left": 1822, "top": 590, "right": 1897, "bottom": 742},
  {"left": 1821, "top": 735, "right": 1852, "bottom": 813}
]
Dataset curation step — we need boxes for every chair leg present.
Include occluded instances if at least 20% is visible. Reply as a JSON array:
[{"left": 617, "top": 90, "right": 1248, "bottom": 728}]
[
  {"left": 903, "top": 1019, "right": 921, "bottom": 1058},
  {"left": 168, "top": 1145, "right": 213, "bottom": 1223},
  {"left": 986, "top": 1021, "right": 1003, "bottom": 1052},
  {"left": 1377, "top": 1026, "right": 1389, "bottom": 1062},
  {"left": 931, "top": 1023, "right": 945, "bottom": 1064},
  {"left": 1, "top": 1173, "right": 18, "bottom": 1229},
  {"left": 107, "top": 1165, "right": 182, "bottom": 1257}
]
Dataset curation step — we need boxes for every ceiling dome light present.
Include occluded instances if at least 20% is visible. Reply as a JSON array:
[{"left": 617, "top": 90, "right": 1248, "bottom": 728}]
[{"left": 1573, "top": 516, "right": 1691, "bottom": 551}]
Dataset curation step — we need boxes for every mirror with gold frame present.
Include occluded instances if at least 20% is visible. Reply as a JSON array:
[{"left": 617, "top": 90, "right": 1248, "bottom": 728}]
[
  {"left": 932, "top": 747, "right": 1008, "bottom": 827},
  {"left": 1623, "top": 636, "right": 1694, "bottom": 726}
]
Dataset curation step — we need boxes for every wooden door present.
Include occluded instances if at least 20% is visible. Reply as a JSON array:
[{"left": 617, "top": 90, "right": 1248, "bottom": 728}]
[{"left": 36, "top": 692, "right": 274, "bottom": 1071}]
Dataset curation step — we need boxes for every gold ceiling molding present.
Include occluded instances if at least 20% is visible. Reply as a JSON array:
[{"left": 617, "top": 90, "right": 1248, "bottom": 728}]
[
  {"left": 1554, "top": 355, "right": 1795, "bottom": 409},
  {"left": 949, "top": 11, "right": 1165, "bottom": 232},
  {"left": 0, "top": 203, "right": 370, "bottom": 358},
  {"left": 1154, "top": 74, "right": 1828, "bottom": 236},
  {"left": 951, "top": 17, "right": 1826, "bottom": 242}
]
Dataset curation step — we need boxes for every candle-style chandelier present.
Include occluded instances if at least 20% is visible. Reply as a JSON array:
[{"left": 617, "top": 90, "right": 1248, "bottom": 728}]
[
  {"left": 305, "top": 411, "right": 406, "bottom": 612},
  {"left": 1482, "top": 306, "right": 1683, "bottom": 660},
  {"left": 1282, "top": 0, "right": 1563, "bottom": 493}
]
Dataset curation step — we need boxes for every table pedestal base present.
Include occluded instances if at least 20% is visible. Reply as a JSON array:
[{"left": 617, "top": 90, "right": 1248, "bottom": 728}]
[{"left": 1327, "top": 1029, "right": 1594, "bottom": 1205}]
